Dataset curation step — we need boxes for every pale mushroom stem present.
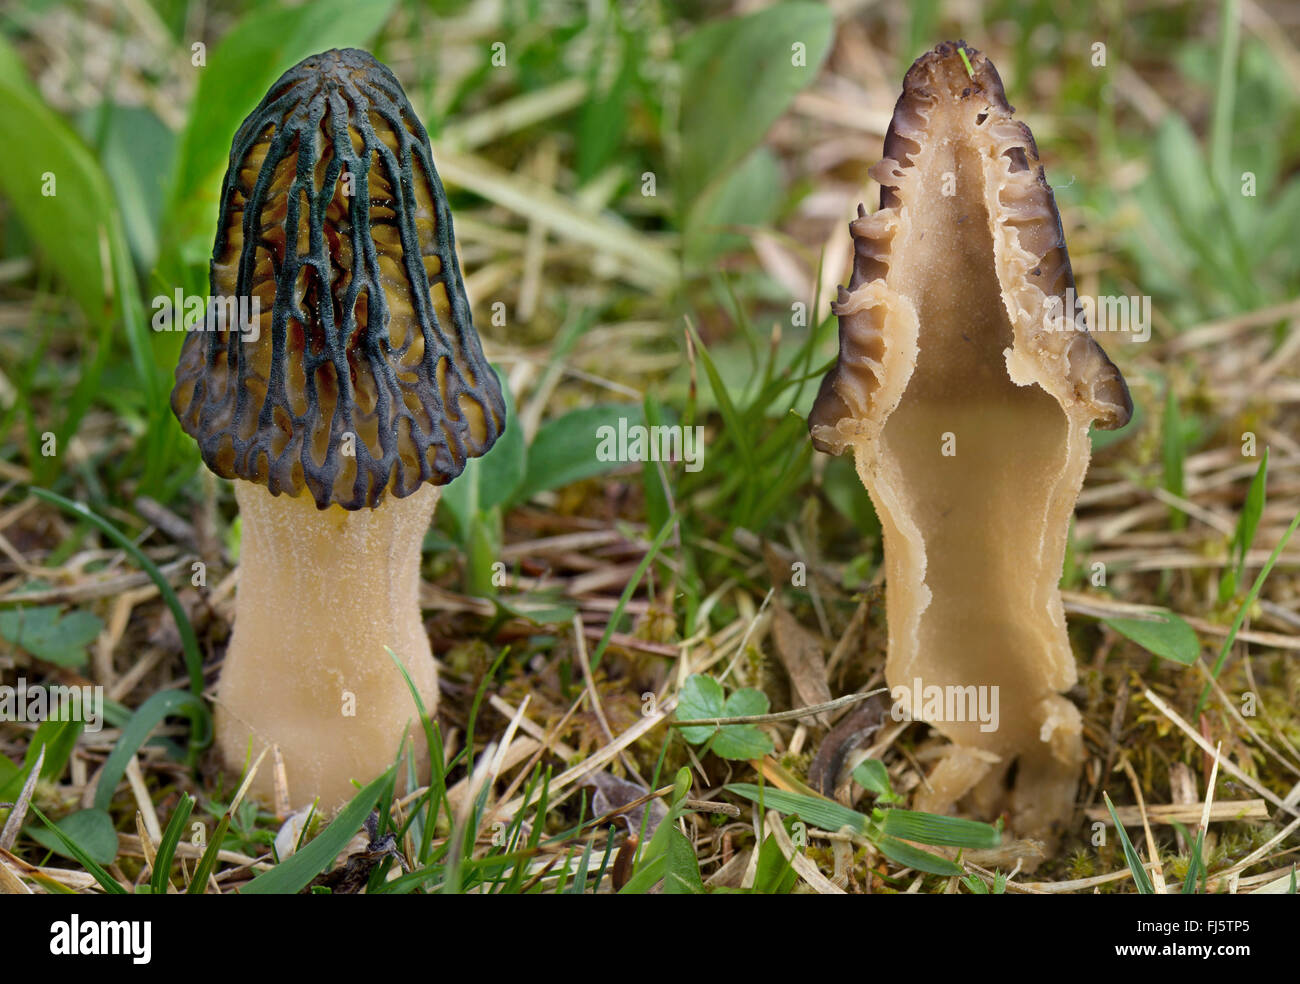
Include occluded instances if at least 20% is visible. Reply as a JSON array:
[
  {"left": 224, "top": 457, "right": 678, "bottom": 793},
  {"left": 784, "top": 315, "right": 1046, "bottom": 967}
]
[{"left": 217, "top": 480, "right": 441, "bottom": 810}]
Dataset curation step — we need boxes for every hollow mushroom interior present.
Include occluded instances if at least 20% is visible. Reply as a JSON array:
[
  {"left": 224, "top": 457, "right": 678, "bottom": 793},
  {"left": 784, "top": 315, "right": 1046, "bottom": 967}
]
[
  {"left": 809, "top": 43, "right": 1131, "bottom": 845},
  {"left": 877, "top": 123, "right": 1073, "bottom": 763}
]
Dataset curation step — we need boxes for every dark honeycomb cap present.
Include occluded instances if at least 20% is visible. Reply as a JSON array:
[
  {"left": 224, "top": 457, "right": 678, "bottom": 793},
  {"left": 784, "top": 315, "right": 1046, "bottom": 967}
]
[{"left": 171, "top": 47, "right": 505, "bottom": 510}]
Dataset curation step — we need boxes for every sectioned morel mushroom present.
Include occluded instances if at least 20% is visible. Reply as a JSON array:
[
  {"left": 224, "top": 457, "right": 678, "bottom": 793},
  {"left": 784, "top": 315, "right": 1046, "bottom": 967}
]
[{"left": 810, "top": 41, "right": 1131, "bottom": 845}]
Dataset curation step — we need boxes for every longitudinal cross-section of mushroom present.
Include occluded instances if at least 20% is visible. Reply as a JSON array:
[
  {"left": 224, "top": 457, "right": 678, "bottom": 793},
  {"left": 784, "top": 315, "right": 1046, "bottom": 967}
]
[
  {"left": 809, "top": 42, "right": 1131, "bottom": 842},
  {"left": 171, "top": 48, "right": 505, "bottom": 810}
]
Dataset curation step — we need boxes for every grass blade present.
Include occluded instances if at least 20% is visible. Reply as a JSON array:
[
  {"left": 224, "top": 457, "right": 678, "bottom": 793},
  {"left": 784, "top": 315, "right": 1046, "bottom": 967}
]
[
  {"left": 1198, "top": 504, "right": 1300, "bottom": 714},
  {"left": 385, "top": 646, "right": 452, "bottom": 862},
  {"left": 31, "top": 488, "right": 205, "bottom": 700},
  {"left": 873, "top": 835, "right": 963, "bottom": 877},
  {"left": 725, "top": 783, "right": 868, "bottom": 835},
  {"left": 1219, "top": 450, "right": 1269, "bottom": 604},
  {"left": 877, "top": 809, "right": 1001, "bottom": 849},
  {"left": 150, "top": 793, "right": 195, "bottom": 895},
  {"left": 241, "top": 767, "right": 395, "bottom": 894},
  {"left": 28, "top": 804, "right": 127, "bottom": 895},
  {"left": 587, "top": 513, "right": 677, "bottom": 672},
  {"left": 186, "top": 812, "right": 230, "bottom": 894},
  {"left": 1182, "top": 826, "right": 1206, "bottom": 895},
  {"left": 1209, "top": 0, "right": 1241, "bottom": 187},
  {"left": 94, "top": 690, "right": 211, "bottom": 811},
  {"left": 1104, "top": 791, "right": 1156, "bottom": 894}
]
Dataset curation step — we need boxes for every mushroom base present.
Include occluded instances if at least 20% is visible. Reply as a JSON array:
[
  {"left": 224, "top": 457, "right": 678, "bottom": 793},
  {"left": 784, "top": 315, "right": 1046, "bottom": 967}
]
[{"left": 217, "top": 480, "right": 441, "bottom": 811}]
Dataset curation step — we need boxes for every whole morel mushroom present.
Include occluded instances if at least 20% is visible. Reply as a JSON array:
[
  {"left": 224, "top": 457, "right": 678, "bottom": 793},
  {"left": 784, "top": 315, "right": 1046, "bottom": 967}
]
[
  {"left": 809, "top": 42, "right": 1131, "bottom": 842},
  {"left": 171, "top": 48, "right": 505, "bottom": 810}
]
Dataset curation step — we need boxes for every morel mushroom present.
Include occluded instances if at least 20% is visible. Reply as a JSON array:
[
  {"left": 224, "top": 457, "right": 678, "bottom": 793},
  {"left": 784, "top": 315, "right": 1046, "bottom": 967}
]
[
  {"left": 809, "top": 42, "right": 1131, "bottom": 841},
  {"left": 171, "top": 48, "right": 505, "bottom": 810}
]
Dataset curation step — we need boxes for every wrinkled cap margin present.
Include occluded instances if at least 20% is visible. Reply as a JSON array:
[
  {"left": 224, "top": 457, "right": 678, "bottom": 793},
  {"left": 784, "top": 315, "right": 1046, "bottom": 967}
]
[{"left": 809, "top": 41, "right": 1132, "bottom": 455}]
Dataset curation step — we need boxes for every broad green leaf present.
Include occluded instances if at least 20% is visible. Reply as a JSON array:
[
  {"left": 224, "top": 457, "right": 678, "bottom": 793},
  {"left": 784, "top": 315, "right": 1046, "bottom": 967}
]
[
  {"left": 575, "top": 20, "right": 635, "bottom": 183},
  {"left": 722, "top": 688, "right": 767, "bottom": 718},
  {"left": 752, "top": 830, "right": 798, "bottom": 894},
  {"left": 0, "top": 38, "right": 143, "bottom": 463},
  {"left": 663, "top": 828, "right": 706, "bottom": 894},
  {"left": 676, "top": 675, "right": 774, "bottom": 760},
  {"left": 852, "top": 759, "right": 902, "bottom": 804},
  {"left": 1102, "top": 611, "right": 1200, "bottom": 666},
  {"left": 81, "top": 104, "right": 174, "bottom": 270},
  {"left": 1152, "top": 115, "right": 1216, "bottom": 230},
  {"left": 1148, "top": 114, "right": 1255, "bottom": 307},
  {"left": 0, "top": 43, "right": 128, "bottom": 331},
  {"left": 1260, "top": 180, "right": 1300, "bottom": 259},
  {"left": 35, "top": 718, "right": 85, "bottom": 783},
  {"left": 0, "top": 756, "right": 17, "bottom": 794},
  {"left": 0, "top": 605, "right": 102, "bottom": 668},
  {"left": 0, "top": 719, "right": 85, "bottom": 801},
  {"left": 709, "top": 718, "right": 774, "bottom": 761},
  {"left": 461, "top": 507, "right": 503, "bottom": 597},
  {"left": 683, "top": 147, "right": 783, "bottom": 263},
  {"left": 0, "top": 30, "right": 25, "bottom": 81},
  {"left": 678, "top": 2, "right": 833, "bottom": 206},
  {"left": 513, "top": 403, "right": 648, "bottom": 505},
  {"left": 28, "top": 808, "right": 118, "bottom": 865},
  {"left": 712, "top": 686, "right": 774, "bottom": 759},
  {"left": 676, "top": 674, "right": 727, "bottom": 744}
]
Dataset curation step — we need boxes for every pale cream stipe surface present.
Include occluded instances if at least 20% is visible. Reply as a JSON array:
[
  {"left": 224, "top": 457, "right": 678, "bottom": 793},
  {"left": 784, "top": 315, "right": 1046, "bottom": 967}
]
[{"left": 217, "top": 480, "right": 441, "bottom": 811}]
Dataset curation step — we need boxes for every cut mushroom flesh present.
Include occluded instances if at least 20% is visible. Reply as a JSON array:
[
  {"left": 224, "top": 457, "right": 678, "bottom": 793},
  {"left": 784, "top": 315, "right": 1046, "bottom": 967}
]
[{"left": 810, "top": 42, "right": 1131, "bottom": 841}]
